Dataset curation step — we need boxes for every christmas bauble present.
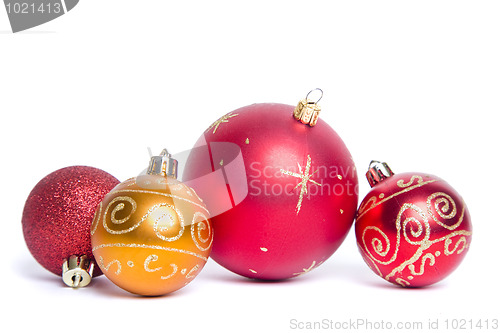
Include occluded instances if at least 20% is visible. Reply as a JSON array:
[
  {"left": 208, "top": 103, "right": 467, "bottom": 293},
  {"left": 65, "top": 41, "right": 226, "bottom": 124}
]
[
  {"left": 91, "top": 150, "right": 213, "bottom": 296},
  {"left": 183, "top": 91, "right": 358, "bottom": 280},
  {"left": 22, "top": 166, "right": 120, "bottom": 287},
  {"left": 355, "top": 161, "right": 472, "bottom": 287}
]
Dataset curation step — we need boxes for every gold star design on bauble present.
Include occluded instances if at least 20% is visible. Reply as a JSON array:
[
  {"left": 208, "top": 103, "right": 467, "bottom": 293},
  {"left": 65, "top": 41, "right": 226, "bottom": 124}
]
[
  {"left": 280, "top": 154, "right": 322, "bottom": 214},
  {"left": 206, "top": 113, "right": 239, "bottom": 134}
]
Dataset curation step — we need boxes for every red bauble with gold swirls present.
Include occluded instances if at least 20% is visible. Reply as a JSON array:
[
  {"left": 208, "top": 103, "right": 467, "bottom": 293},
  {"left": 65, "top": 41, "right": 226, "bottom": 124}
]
[
  {"left": 355, "top": 161, "right": 472, "bottom": 287},
  {"left": 183, "top": 92, "right": 358, "bottom": 280}
]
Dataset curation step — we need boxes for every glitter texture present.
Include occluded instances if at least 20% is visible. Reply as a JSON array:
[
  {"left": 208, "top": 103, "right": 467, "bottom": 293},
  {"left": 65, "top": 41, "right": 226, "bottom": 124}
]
[{"left": 22, "top": 166, "right": 119, "bottom": 276}]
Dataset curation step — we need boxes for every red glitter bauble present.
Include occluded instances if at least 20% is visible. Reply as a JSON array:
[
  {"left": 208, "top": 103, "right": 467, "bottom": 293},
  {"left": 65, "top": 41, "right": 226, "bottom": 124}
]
[
  {"left": 183, "top": 102, "right": 358, "bottom": 280},
  {"left": 22, "top": 166, "right": 120, "bottom": 276},
  {"left": 355, "top": 162, "right": 472, "bottom": 287}
]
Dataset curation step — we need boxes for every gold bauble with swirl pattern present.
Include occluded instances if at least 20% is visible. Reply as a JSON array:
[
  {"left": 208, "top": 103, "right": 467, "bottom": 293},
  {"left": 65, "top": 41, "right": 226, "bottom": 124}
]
[{"left": 91, "top": 151, "right": 213, "bottom": 296}]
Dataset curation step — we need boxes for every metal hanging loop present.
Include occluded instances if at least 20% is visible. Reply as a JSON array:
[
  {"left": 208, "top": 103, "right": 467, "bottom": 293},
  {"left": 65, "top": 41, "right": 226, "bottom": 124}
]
[{"left": 305, "top": 88, "right": 323, "bottom": 104}]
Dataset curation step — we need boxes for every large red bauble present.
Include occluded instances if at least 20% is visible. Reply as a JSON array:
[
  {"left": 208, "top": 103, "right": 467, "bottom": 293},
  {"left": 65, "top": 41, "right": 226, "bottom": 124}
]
[
  {"left": 183, "top": 103, "right": 358, "bottom": 280},
  {"left": 22, "top": 166, "right": 120, "bottom": 276},
  {"left": 355, "top": 170, "right": 472, "bottom": 287}
]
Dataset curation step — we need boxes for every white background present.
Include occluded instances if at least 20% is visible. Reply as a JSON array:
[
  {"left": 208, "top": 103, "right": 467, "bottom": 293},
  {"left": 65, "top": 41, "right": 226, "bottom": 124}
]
[{"left": 1, "top": 1, "right": 499, "bottom": 332}]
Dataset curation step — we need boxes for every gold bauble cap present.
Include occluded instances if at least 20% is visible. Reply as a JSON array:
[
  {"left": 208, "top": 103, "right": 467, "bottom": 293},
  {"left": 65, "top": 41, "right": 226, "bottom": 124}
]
[
  {"left": 147, "top": 149, "right": 178, "bottom": 179},
  {"left": 293, "top": 88, "right": 323, "bottom": 127}
]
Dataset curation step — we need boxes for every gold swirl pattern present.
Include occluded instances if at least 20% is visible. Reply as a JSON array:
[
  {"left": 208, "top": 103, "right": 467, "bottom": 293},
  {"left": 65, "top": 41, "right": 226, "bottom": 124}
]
[
  {"left": 401, "top": 204, "right": 430, "bottom": 246},
  {"left": 143, "top": 254, "right": 179, "bottom": 280},
  {"left": 396, "top": 175, "right": 425, "bottom": 188},
  {"left": 427, "top": 192, "right": 463, "bottom": 230},
  {"left": 191, "top": 212, "right": 213, "bottom": 251},
  {"left": 408, "top": 253, "right": 435, "bottom": 276},
  {"left": 110, "top": 189, "right": 210, "bottom": 215},
  {"left": 444, "top": 236, "right": 468, "bottom": 255},
  {"left": 103, "top": 196, "right": 139, "bottom": 234},
  {"left": 369, "top": 227, "right": 391, "bottom": 257},
  {"left": 100, "top": 252, "right": 199, "bottom": 282},
  {"left": 357, "top": 175, "right": 437, "bottom": 219},
  {"left": 99, "top": 256, "right": 122, "bottom": 275},
  {"left": 144, "top": 254, "right": 162, "bottom": 272},
  {"left": 362, "top": 226, "right": 393, "bottom": 264},
  {"left": 150, "top": 203, "right": 185, "bottom": 242},
  {"left": 91, "top": 177, "right": 212, "bottom": 295},
  {"left": 362, "top": 203, "right": 429, "bottom": 266},
  {"left": 111, "top": 197, "right": 137, "bottom": 224},
  {"left": 357, "top": 196, "right": 377, "bottom": 218},
  {"left": 395, "top": 278, "right": 410, "bottom": 287},
  {"left": 160, "top": 264, "right": 178, "bottom": 280},
  {"left": 359, "top": 190, "right": 471, "bottom": 286},
  {"left": 102, "top": 198, "right": 187, "bottom": 241}
]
